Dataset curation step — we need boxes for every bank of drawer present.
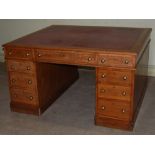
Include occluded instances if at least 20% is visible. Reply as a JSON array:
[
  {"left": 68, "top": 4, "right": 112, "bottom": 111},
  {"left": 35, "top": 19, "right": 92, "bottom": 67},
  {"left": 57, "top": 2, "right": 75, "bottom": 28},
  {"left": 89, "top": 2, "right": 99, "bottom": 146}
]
[
  {"left": 35, "top": 49, "right": 73, "bottom": 63},
  {"left": 97, "top": 54, "right": 135, "bottom": 68},
  {"left": 10, "top": 88, "right": 37, "bottom": 105},
  {"left": 97, "top": 99, "right": 130, "bottom": 121},
  {"left": 5, "top": 48, "right": 34, "bottom": 60},
  {"left": 98, "top": 84, "right": 131, "bottom": 101},
  {"left": 9, "top": 72, "right": 36, "bottom": 90},
  {"left": 7, "top": 60, "right": 35, "bottom": 74},
  {"left": 97, "top": 68, "right": 132, "bottom": 86}
]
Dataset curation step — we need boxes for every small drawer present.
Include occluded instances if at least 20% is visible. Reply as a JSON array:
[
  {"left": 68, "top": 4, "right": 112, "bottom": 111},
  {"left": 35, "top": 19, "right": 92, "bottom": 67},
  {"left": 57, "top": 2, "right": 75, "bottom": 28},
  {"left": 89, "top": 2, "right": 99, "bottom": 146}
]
[
  {"left": 7, "top": 60, "right": 35, "bottom": 74},
  {"left": 97, "top": 54, "right": 135, "bottom": 68},
  {"left": 10, "top": 88, "right": 37, "bottom": 105},
  {"left": 74, "top": 52, "right": 97, "bottom": 66},
  {"left": 9, "top": 72, "right": 36, "bottom": 90},
  {"left": 97, "top": 68, "right": 132, "bottom": 86},
  {"left": 98, "top": 84, "right": 131, "bottom": 101},
  {"left": 97, "top": 99, "right": 130, "bottom": 120},
  {"left": 35, "top": 49, "right": 73, "bottom": 64},
  {"left": 5, "top": 48, "right": 34, "bottom": 60}
]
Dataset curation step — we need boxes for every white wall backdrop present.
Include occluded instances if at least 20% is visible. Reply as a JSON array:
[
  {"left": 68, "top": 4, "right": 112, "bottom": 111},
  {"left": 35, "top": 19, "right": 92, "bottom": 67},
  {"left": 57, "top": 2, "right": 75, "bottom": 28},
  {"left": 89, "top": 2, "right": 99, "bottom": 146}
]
[{"left": 0, "top": 19, "right": 155, "bottom": 75}]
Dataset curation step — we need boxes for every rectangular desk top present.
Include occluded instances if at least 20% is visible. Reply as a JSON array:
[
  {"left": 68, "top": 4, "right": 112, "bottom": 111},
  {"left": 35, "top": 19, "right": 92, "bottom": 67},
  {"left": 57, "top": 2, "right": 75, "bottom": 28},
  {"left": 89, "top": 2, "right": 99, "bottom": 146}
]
[{"left": 3, "top": 25, "right": 151, "bottom": 56}]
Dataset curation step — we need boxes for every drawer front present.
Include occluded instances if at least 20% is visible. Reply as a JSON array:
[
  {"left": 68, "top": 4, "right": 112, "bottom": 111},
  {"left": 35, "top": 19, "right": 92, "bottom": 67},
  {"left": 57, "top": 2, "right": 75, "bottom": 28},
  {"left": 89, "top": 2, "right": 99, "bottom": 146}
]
[
  {"left": 98, "top": 54, "right": 135, "bottom": 68},
  {"left": 35, "top": 49, "right": 97, "bottom": 66},
  {"left": 97, "top": 68, "right": 132, "bottom": 86},
  {"left": 97, "top": 99, "right": 130, "bottom": 120},
  {"left": 5, "top": 48, "right": 33, "bottom": 60},
  {"left": 10, "top": 88, "right": 37, "bottom": 105},
  {"left": 98, "top": 84, "right": 131, "bottom": 101},
  {"left": 35, "top": 49, "right": 73, "bottom": 63},
  {"left": 7, "top": 60, "right": 35, "bottom": 74},
  {"left": 74, "top": 52, "right": 97, "bottom": 66},
  {"left": 9, "top": 72, "right": 36, "bottom": 90}
]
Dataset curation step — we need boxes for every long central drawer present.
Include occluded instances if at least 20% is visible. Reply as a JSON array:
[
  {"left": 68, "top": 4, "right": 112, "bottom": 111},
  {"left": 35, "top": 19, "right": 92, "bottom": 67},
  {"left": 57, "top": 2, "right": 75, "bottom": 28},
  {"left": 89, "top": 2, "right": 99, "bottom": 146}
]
[{"left": 35, "top": 49, "right": 97, "bottom": 66}]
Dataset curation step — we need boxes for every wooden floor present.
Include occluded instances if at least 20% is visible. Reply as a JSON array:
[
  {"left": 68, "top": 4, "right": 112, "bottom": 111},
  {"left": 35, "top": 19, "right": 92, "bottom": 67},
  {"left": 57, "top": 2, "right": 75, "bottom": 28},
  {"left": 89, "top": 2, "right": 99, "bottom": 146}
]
[{"left": 0, "top": 63, "right": 155, "bottom": 134}]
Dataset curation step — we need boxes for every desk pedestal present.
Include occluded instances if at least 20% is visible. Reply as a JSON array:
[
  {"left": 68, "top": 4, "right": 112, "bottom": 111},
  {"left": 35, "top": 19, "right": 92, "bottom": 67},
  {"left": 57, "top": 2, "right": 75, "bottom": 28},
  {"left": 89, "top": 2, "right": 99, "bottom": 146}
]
[
  {"left": 8, "top": 62, "right": 79, "bottom": 115},
  {"left": 95, "top": 44, "right": 149, "bottom": 130}
]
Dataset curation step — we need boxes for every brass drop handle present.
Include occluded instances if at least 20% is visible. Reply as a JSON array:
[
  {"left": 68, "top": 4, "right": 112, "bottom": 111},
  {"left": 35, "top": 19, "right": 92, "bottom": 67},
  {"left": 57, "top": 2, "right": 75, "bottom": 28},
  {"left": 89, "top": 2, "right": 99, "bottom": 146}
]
[
  {"left": 101, "top": 74, "right": 106, "bottom": 78},
  {"left": 26, "top": 53, "right": 30, "bottom": 56},
  {"left": 28, "top": 80, "right": 32, "bottom": 84},
  {"left": 122, "top": 91, "right": 126, "bottom": 96},
  {"left": 101, "top": 59, "right": 106, "bottom": 63},
  {"left": 122, "top": 109, "right": 125, "bottom": 113},
  {"left": 29, "top": 96, "right": 33, "bottom": 100},
  {"left": 123, "top": 76, "right": 127, "bottom": 80},
  {"left": 26, "top": 66, "right": 31, "bottom": 70},
  {"left": 100, "top": 89, "right": 105, "bottom": 93},
  {"left": 101, "top": 106, "right": 105, "bottom": 110},
  {"left": 124, "top": 59, "right": 129, "bottom": 64}
]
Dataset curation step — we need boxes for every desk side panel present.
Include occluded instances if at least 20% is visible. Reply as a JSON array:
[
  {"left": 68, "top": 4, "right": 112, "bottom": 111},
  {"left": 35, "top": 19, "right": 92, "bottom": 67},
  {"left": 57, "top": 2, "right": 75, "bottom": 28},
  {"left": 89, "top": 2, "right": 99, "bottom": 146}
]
[{"left": 132, "top": 42, "right": 150, "bottom": 123}]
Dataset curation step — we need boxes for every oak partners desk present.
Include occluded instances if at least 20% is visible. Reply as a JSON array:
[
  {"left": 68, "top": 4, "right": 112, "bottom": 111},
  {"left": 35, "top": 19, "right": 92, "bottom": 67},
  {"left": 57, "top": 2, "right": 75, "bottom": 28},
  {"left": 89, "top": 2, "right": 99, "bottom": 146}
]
[{"left": 2, "top": 25, "right": 152, "bottom": 130}]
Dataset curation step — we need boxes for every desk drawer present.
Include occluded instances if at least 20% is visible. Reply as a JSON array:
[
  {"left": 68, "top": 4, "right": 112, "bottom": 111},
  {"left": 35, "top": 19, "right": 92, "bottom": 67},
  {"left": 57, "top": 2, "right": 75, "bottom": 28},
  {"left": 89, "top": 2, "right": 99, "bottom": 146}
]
[
  {"left": 7, "top": 60, "right": 35, "bottom": 74},
  {"left": 97, "top": 54, "right": 135, "bottom": 68},
  {"left": 97, "top": 68, "right": 132, "bottom": 86},
  {"left": 35, "top": 49, "right": 73, "bottom": 63},
  {"left": 35, "top": 49, "right": 97, "bottom": 66},
  {"left": 74, "top": 52, "right": 97, "bottom": 66},
  {"left": 5, "top": 48, "right": 34, "bottom": 60},
  {"left": 98, "top": 84, "right": 131, "bottom": 101},
  {"left": 9, "top": 72, "right": 36, "bottom": 90},
  {"left": 10, "top": 88, "right": 37, "bottom": 105},
  {"left": 97, "top": 99, "right": 130, "bottom": 120}
]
